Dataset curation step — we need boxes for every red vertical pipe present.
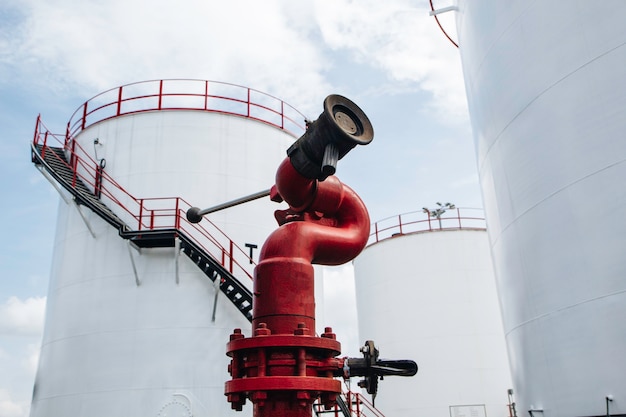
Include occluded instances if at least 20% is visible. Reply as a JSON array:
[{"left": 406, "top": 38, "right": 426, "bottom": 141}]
[{"left": 253, "top": 157, "right": 369, "bottom": 336}]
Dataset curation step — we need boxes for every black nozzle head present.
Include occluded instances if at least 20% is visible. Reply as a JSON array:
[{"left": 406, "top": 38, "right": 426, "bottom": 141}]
[
  {"left": 287, "top": 94, "right": 374, "bottom": 180},
  {"left": 322, "top": 94, "right": 374, "bottom": 146},
  {"left": 186, "top": 207, "right": 204, "bottom": 223}
]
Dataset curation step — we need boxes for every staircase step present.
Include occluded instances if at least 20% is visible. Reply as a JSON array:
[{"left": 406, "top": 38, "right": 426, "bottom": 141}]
[
  {"left": 33, "top": 142, "right": 253, "bottom": 322},
  {"left": 179, "top": 238, "right": 253, "bottom": 322},
  {"left": 34, "top": 144, "right": 127, "bottom": 230}
]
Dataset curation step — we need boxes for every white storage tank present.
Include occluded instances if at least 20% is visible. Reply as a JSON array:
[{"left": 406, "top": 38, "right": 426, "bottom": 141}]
[
  {"left": 353, "top": 209, "right": 512, "bottom": 417},
  {"left": 455, "top": 2, "right": 626, "bottom": 416},
  {"left": 30, "top": 80, "right": 308, "bottom": 417}
]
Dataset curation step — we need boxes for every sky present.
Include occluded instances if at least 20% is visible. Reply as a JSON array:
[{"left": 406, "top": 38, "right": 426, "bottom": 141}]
[{"left": 0, "top": 1, "right": 479, "bottom": 415}]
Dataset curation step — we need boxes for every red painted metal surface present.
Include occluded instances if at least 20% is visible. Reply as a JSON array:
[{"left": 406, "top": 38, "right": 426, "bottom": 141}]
[{"left": 225, "top": 157, "right": 370, "bottom": 417}]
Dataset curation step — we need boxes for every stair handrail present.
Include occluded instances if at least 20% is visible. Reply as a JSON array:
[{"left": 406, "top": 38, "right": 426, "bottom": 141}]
[
  {"left": 313, "top": 390, "right": 387, "bottom": 417},
  {"left": 347, "top": 391, "right": 385, "bottom": 417},
  {"left": 33, "top": 116, "right": 256, "bottom": 281}
]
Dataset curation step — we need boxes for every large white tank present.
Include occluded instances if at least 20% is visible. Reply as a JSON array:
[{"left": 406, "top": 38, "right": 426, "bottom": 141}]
[
  {"left": 31, "top": 80, "right": 309, "bottom": 417},
  {"left": 455, "top": 2, "right": 626, "bottom": 416},
  {"left": 353, "top": 209, "right": 512, "bottom": 417}
]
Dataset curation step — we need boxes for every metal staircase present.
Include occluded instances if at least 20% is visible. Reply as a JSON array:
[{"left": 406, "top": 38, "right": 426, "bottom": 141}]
[
  {"left": 33, "top": 144, "right": 128, "bottom": 231},
  {"left": 313, "top": 391, "right": 385, "bottom": 417},
  {"left": 31, "top": 141, "right": 254, "bottom": 322}
]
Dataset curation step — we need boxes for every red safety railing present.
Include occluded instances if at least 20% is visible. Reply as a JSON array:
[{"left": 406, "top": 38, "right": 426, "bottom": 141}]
[
  {"left": 369, "top": 207, "right": 485, "bottom": 245},
  {"left": 64, "top": 79, "right": 307, "bottom": 145},
  {"left": 313, "top": 390, "right": 385, "bottom": 417},
  {"left": 33, "top": 116, "right": 257, "bottom": 281}
]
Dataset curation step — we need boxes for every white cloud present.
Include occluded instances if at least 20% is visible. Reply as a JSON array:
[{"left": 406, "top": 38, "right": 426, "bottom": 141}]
[
  {"left": 0, "top": 343, "right": 40, "bottom": 417},
  {"left": 0, "top": 296, "right": 46, "bottom": 336},
  {"left": 5, "top": 0, "right": 332, "bottom": 114},
  {"left": 3, "top": 0, "right": 466, "bottom": 119},
  {"left": 0, "top": 389, "right": 25, "bottom": 417},
  {"left": 314, "top": 0, "right": 467, "bottom": 120}
]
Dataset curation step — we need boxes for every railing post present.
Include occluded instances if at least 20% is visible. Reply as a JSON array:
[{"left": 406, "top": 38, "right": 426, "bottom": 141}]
[
  {"left": 71, "top": 139, "right": 78, "bottom": 188},
  {"left": 150, "top": 210, "right": 155, "bottom": 230},
  {"left": 398, "top": 214, "right": 403, "bottom": 235},
  {"left": 427, "top": 213, "right": 432, "bottom": 231},
  {"left": 375, "top": 222, "right": 379, "bottom": 243},
  {"left": 229, "top": 240, "right": 234, "bottom": 273},
  {"left": 281, "top": 101, "right": 284, "bottom": 129},
  {"left": 81, "top": 102, "right": 88, "bottom": 131},
  {"left": 355, "top": 393, "right": 361, "bottom": 416},
  {"left": 175, "top": 198, "right": 180, "bottom": 229},
  {"left": 33, "top": 115, "right": 41, "bottom": 146},
  {"left": 41, "top": 131, "right": 48, "bottom": 159},
  {"left": 247, "top": 88, "right": 251, "bottom": 117},
  {"left": 158, "top": 80, "right": 163, "bottom": 110},
  {"left": 65, "top": 123, "right": 71, "bottom": 148},
  {"left": 457, "top": 207, "right": 462, "bottom": 229},
  {"left": 347, "top": 391, "right": 352, "bottom": 415},
  {"left": 116, "top": 86, "right": 123, "bottom": 116},
  {"left": 204, "top": 80, "right": 209, "bottom": 110},
  {"left": 138, "top": 199, "right": 144, "bottom": 231}
]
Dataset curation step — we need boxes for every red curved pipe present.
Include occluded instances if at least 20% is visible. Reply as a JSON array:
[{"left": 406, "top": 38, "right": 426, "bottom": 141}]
[
  {"left": 262, "top": 158, "right": 370, "bottom": 264},
  {"left": 252, "top": 157, "right": 370, "bottom": 334}
]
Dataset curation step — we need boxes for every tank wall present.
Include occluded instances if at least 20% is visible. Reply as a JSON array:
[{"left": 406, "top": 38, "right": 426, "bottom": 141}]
[
  {"left": 32, "top": 110, "right": 318, "bottom": 417},
  {"left": 33, "top": 203, "right": 248, "bottom": 417},
  {"left": 75, "top": 111, "right": 293, "bottom": 267},
  {"left": 354, "top": 230, "right": 511, "bottom": 417},
  {"left": 456, "top": 1, "right": 626, "bottom": 416}
]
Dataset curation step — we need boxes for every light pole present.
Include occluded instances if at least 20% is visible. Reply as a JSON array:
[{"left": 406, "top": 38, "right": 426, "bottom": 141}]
[{"left": 422, "top": 202, "right": 456, "bottom": 229}]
